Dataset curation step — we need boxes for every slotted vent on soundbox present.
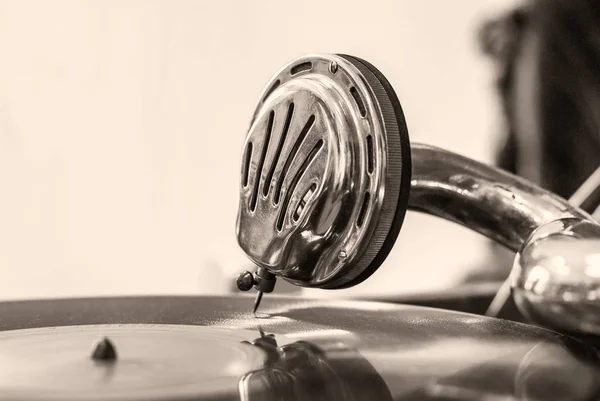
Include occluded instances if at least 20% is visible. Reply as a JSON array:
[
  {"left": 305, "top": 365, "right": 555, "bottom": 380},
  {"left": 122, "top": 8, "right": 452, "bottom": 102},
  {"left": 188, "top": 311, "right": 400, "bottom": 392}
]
[{"left": 243, "top": 100, "right": 323, "bottom": 233}]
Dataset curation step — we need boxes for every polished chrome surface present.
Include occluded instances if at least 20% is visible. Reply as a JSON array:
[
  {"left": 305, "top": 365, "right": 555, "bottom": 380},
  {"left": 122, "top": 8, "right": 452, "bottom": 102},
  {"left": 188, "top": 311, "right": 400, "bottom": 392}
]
[
  {"left": 408, "top": 144, "right": 600, "bottom": 331},
  {"left": 409, "top": 144, "right": 593, "bottom": 252},
  {"left": 486, "top": 165, "right": 600, "bottom": 318},
  {"left": 236, "top": 54, "right": 407, "bottom": 289},
  {"left": 409, "top": 144, "right": 600, "bottom": 335},
  {"left": 0, "top": 295, "right": 599, "bottom": 400},
  {"left": 511, "top": 218, "right": 600, "bottom": 335}
]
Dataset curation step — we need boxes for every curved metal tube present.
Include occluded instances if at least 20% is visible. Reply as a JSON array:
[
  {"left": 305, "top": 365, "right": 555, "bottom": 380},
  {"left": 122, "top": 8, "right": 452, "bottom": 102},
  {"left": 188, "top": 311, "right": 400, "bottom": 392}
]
[
  {"left": 408, "top": 143, "right": 594, "bottom": 252},
  {"left": 408, "top": 144, "right": 600, "bottom": 335}
]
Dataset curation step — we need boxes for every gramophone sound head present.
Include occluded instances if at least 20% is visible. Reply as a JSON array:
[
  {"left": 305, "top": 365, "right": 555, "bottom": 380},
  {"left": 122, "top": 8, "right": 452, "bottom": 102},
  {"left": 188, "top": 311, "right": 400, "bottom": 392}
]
[
  {"left": 235, "top": 54, "right": 412, "bottom": 290},
  {"left": 235, "top": 54, "right": 600, "bottom": 337}
]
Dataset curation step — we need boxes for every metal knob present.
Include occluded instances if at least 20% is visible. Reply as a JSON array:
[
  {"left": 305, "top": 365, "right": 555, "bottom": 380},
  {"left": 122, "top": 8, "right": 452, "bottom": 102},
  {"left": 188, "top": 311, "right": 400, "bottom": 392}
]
[
  {"left": 236, "top": 271, "right": 256, "bottom": 292},
  {"left": 236, "top": 268, "right": 277, "bottom": 293}
]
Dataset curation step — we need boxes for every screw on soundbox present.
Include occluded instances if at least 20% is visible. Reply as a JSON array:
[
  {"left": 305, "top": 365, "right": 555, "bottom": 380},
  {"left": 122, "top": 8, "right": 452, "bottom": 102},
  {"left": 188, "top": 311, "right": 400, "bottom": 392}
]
[{"left": 329, "top": 61, "right": 338, "bottom": 74}]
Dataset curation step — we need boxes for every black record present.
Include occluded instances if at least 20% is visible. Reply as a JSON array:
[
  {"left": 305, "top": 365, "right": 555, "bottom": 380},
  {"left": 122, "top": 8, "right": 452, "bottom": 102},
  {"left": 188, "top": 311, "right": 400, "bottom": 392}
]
[{"left": 0, "top": 295, "right": 598, "bottom": 401}]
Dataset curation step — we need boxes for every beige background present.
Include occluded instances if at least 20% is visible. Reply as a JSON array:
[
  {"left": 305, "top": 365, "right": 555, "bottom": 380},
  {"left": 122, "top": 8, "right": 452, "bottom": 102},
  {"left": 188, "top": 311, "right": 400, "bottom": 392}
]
[{"left": 0, "top": 0, "right": 516, "bottom": 300}]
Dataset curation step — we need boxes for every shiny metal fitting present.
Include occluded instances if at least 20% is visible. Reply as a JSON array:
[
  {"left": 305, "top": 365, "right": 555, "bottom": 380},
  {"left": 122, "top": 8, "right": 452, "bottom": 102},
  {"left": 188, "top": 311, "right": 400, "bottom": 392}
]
[{"left": 511, "top": 218, "right": 600, "bottom": 335}]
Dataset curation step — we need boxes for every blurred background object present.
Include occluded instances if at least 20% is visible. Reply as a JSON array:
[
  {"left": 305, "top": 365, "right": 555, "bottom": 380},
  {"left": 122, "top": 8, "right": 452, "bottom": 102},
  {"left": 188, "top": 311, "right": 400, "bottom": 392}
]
[
  {"left": 479, "top": 0, "right": 600, "bottom": 284},
  {"left": 0, "top": 0, "right": 520, "bottom": 300}
]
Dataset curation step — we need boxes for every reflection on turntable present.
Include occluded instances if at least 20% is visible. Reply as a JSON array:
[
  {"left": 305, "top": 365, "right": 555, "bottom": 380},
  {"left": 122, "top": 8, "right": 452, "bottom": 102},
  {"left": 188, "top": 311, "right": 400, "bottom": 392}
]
[{"left": 0, "top": 295, "right": 598, "bottom": 401}]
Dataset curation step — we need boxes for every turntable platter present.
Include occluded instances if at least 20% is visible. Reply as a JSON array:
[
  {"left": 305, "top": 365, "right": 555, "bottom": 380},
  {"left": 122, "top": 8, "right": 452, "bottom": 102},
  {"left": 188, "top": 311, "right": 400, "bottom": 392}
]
[
  {"left": 0, "top": 325, "right": 265, "bottom": 401},
  {"left": 0, "top": 295, "right": 597, "bottom": 401}
]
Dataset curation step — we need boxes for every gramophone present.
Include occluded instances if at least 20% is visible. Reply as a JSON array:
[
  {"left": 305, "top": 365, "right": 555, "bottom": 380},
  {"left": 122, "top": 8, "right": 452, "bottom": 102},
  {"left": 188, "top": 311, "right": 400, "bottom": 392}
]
[{"left": 1, "top": 53, "right": 600, "bottom": 401}]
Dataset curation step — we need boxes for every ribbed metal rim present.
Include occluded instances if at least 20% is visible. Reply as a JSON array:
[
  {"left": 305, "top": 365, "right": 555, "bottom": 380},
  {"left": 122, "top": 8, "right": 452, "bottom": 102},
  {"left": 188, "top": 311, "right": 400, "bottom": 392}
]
[{"left": 323, "top": 54, "right": 412, "bottom": 289}]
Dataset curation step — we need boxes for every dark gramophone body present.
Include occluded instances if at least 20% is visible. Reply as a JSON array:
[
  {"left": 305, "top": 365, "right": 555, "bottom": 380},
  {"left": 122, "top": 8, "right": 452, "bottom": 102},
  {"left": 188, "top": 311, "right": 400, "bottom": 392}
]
[{"left": 0, "top": 54, "right": 600, "bottom": 401}]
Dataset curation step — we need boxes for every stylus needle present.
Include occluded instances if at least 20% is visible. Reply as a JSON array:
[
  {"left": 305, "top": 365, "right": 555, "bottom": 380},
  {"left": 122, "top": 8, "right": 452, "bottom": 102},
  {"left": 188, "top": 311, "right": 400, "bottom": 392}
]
[{"left": 252, "top": 291, "right": 263, "bottom": 315}]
